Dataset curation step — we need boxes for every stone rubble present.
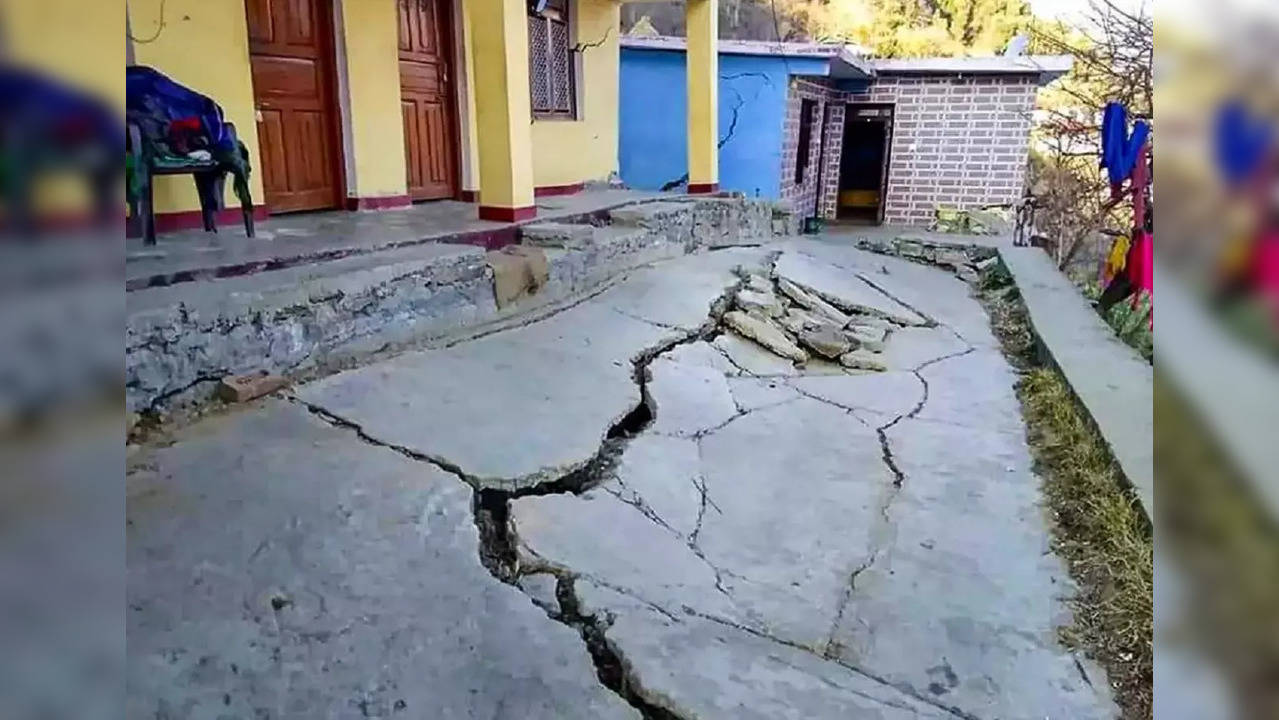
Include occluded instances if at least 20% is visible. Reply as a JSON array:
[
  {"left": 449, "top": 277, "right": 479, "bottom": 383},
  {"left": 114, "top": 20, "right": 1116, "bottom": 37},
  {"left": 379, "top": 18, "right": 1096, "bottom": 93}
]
[{"left": 722, "top": 310, "right": 809, "bottom": 363}]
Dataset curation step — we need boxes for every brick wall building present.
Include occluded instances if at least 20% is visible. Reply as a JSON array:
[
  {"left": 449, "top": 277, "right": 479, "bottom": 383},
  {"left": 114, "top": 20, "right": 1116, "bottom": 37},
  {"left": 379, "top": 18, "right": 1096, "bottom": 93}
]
[
  {"left": 617, "top": 38, "right": 1069, "bottom": 227},
  {"left": 779, "top": 63, "right": 1052, "bottom": 226}
]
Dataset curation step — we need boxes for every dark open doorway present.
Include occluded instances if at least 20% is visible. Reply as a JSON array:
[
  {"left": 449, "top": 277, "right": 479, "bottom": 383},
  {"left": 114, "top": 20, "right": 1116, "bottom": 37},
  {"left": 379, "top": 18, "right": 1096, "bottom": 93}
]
[{"left": 837, "top": 105, "right": 893, "bottom": 225}]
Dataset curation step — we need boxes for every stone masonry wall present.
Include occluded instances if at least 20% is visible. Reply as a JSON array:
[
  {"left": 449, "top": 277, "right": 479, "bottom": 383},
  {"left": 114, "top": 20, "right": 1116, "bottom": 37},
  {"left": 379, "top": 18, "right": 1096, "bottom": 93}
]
[
  {"left": 778, "top": 73, "right": 1040, "bottom": 226},
  {"left": 126, "top": 197, "right": 797, "bottom": 411},
  {"left": 847, "top": 73, "right": 1039, "bottom": 225}
]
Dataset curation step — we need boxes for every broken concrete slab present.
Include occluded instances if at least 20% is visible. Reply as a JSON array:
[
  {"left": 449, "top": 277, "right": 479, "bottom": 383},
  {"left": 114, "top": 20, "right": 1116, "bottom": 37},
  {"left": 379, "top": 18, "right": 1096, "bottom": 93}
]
[
  {"left": 612, "top": 434, "right": 704, "bottom": 539},
  {"left": 694, "top": 398, "right": 894, "bottom": 648},
  {"left": 881, "top": 326, "right": 971, "bottom": 370},
  {"left": 511, "top": 486, "right": 743, "bottom": 624},
  {"left": 646, "top": 356, "right": 739, "bottom": 438},
  {"left": 722, "top": 311, "right": 808, "bottom": 363},
  {"left": 663, "top": 339, "right": 741, "bottom": 376},
  {"left": 775, "top": 252, "right": 926, "bottom": 326},
  {"left": 727, "top": 376, "right": 800, "bottom": 412},
  {"left": 296, "top": 301, "right": 674, "bottom": 490},
  {"left": 127, "top": 401, "right": 637, "bottom": 720},
  {"left": 827, "top": 418, "right": 1118, "bottom": 719},
  {"left": 573, "top": 580, "right": 955, "bottom": 720},
  {"left": 712, "top": 333, "right": 799, "bottom": 377},
  {"left": 912, "top": 349, "right": 1023, "bottom": 436},
  {"left": 798, "top": 326, "right": 853, "bottom": 360},
  {"left": 775, "top": 276, "right": 850, "bottom": 326},
  {"left": 788, "top": 371, "right": 922, "bottom": 422},
  {"left": 597, "top": 247, "right": 767, "bottom": 331}
]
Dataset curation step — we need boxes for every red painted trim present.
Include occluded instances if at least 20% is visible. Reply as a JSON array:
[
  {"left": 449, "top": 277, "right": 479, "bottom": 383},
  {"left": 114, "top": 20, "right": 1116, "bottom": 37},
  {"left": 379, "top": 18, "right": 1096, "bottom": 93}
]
[
  {"left": 458, "top": 189, "right": 479, "bottom": 203},
  {"left": 687, "top": 182, "right": 720, "bottom": 194},
  {"left": 534, "top": 182, "right": 584, "bottom": 197},
  {"left": 344, "top": 195, "right": 411, "bottom": 211},
  {"left": 126, "top": 206, "right": 270, "bottom": 238},
  {"left": 478, "top": 205, "right": 537, "bottom": 222}
]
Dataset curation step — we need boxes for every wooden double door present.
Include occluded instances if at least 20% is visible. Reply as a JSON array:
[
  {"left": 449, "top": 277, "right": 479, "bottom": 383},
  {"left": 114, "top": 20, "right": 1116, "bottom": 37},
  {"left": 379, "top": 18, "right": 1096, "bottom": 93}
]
[
  {"left": 246, "top": 0, "right": 460, "bottom": 214},
  {"left": 398, "top": 0, "right": 459, "bottom": 201}
]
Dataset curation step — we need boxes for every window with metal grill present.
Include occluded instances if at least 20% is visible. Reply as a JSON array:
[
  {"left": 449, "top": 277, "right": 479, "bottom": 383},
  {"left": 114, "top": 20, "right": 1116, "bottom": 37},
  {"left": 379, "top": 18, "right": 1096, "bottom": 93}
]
[{"left": 527, "top": 0, "right": 575, "bottom": 118}]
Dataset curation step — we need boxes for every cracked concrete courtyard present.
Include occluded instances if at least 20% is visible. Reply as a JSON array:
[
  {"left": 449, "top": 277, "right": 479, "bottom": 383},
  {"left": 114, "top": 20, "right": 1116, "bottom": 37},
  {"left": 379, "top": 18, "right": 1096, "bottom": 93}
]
[{"left": 127, "top": 238, "right": 1118, "bottom": 719}]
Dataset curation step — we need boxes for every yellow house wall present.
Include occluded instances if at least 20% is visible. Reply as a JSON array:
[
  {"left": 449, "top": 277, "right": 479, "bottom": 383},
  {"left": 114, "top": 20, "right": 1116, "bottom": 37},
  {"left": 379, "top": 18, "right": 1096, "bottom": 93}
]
[
  {"left": 459, "top": 0, "right": 481, "bottom": 195},
  {"left": 3, "top": 0, "right": 123, "bottom": 214},
  {"left": 470, "top": 0, "right": 536, "bottom": 209},
  {"left": 529, "top": 0, "right": 619, "bottom": 188},
  {"left": 129, "top": 0, "right": 263, "bottom": 215},
  {"left": 337, "top": 0, "right": 408, "bottom": 200}
]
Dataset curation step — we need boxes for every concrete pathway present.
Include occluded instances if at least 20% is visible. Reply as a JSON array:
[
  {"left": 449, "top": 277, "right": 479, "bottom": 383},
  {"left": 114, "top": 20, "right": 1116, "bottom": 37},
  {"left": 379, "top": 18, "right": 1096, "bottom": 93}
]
[{"left": 127, "top": 241, "right": 1117, "bottom": 719}]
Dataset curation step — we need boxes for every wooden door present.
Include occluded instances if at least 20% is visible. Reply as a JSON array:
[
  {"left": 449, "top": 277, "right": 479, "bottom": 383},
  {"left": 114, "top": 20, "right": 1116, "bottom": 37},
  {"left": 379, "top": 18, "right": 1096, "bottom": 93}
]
[
  {"left": 398, "top": 0, "right": 458, "bottom": 201},
  {"left": 246, "top": 0, "right": 342, "bottom": 213}
]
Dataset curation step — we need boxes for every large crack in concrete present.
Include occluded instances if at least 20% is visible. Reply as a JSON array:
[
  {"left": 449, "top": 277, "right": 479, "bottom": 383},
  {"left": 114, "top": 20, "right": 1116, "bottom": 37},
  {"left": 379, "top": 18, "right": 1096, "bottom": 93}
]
[
  {"left": 289, "top": 246, "right": 994, "bottom": 720},
  {"left": 454, "top": 254, "right": 779, "bottom": 719}
]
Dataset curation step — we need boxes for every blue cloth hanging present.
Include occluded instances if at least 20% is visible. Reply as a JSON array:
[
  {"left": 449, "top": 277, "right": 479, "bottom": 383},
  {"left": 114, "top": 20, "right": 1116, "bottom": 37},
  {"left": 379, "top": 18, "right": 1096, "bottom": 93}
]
[
  {"left": 1099, "top": 102, "right": 1150, "bottom": 185},
  {"left": 1215, "top": 99, "right": 1273, "bottom": 187}
]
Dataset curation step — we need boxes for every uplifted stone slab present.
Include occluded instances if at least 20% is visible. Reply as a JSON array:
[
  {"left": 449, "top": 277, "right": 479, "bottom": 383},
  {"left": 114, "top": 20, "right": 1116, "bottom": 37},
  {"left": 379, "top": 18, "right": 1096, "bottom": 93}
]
[
  {"left": 722, "top": 311, "right": 808, "bottom": 363},
  {"left": 839, "top": 349, "right": 887, "bottom": 371},
  {"left": 735, "top": 288, "right": 785, "bottom": 318},
  {"left": 798, "top": 326, "right": 852, "bottom": 359},
  {"left": 573, "top": 581, "right": 953, "bottom": 720},
  {"left": 298, "top": 301, "right": 673, "bottom": 490},
  {"left": 127, "top": 401, "right": 636, "bottom": 720},
  {"left": 846, "top": 324, "right": 888, "bottom": 352},
  {"left": 646, "top": 356, "right": 739, "bottom": 438},
  {"left": 776, "top": 276, "right": 850, "bottom": 326},
  {"left": 775, "top": 252, "right": 926, "bottom": 326}
]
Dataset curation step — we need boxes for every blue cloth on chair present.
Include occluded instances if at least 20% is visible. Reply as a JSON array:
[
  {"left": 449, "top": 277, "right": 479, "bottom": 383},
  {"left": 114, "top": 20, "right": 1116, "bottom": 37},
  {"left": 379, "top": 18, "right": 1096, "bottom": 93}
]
[
  {"left": 1100, "top": 102, "right": 1150, "bottom": 186},
  {"left": 126, "top": 65, "right": 232, "bottom": 154}
]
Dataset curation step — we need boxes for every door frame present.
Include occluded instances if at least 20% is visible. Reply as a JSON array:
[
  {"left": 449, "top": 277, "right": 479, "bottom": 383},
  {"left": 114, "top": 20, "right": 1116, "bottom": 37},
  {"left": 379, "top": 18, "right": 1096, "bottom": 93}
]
[
  {"left": 841, "top": 103, "right": 894, "bottom": 225},
  {"left": 397, "top": 0, "right": 464, "bottom": 202},
  {"left": 246, "top": 0, "right": 347, "bottom": 214}
]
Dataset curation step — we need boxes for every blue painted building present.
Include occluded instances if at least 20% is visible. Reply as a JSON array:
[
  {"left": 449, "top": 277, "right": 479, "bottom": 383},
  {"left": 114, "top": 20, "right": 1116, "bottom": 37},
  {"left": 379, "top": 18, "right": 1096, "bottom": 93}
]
[{"left": 619, "top": 38, "right": 859, "bottom": 198}]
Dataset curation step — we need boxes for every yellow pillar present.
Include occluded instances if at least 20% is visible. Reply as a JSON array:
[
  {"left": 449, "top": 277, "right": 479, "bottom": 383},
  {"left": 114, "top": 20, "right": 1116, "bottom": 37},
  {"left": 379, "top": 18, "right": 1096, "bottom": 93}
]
[
  {"left": 469, "top": 0, "right": 537, "bottom": 220},
  {"left": 686, "top": 0, "right": 719, "bottom": 193}
]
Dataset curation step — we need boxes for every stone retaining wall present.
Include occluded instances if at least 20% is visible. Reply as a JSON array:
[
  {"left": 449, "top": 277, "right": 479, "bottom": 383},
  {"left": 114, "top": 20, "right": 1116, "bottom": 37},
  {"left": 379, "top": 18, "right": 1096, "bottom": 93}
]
[{"left": 126, "top": 197, "right": 794, "bottom": 411}]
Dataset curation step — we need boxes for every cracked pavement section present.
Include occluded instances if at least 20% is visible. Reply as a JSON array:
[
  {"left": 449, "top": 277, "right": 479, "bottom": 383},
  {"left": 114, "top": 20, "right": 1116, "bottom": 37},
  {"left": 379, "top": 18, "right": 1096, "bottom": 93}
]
[
  {"left": 126, "top": 401, "right": 637, "bottom": 720},
  {"left": 295, "top": 248, "right": 767, "bottom": 490},
  {"left": 128, "top": 241, "right": 1117, "bottom": 719}
]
